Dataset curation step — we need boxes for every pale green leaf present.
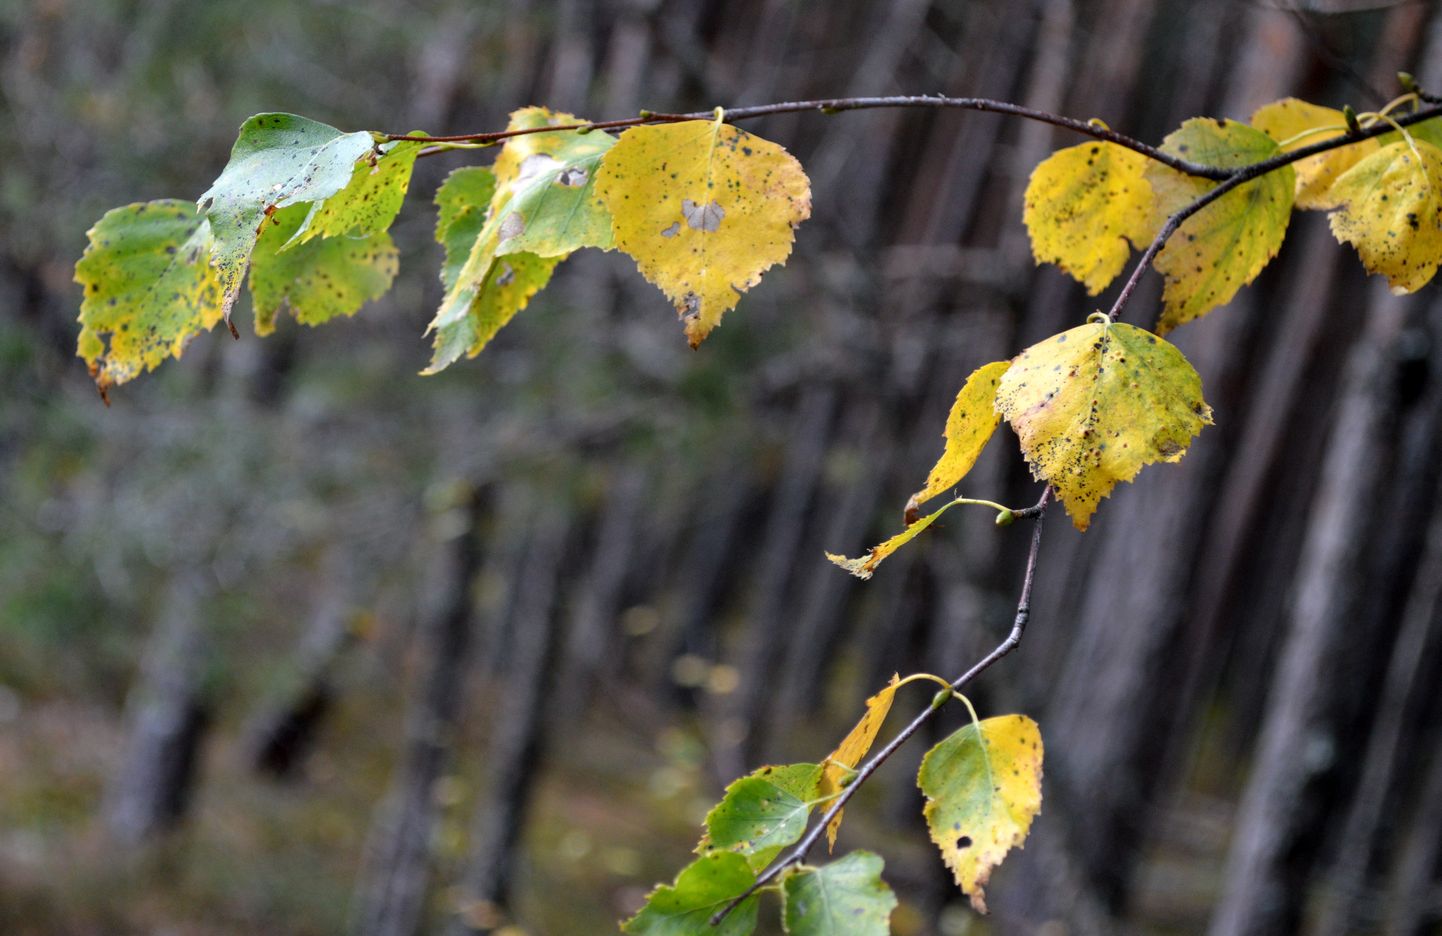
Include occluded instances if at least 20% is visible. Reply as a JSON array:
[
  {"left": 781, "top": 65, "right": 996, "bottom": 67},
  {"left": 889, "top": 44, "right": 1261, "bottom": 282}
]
[
  {"left": 488, "top": 107, "right": 617, "bottom": 257},
  {"left": 434, "top": 166, "right": 497, "bottom": 291},
  {"left": 198, "top": 113, "right": 375, "bottom": 317}
]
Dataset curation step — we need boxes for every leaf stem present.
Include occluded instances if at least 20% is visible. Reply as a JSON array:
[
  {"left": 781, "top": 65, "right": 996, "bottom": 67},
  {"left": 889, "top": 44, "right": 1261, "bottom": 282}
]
[{"left": 710, "top": 488, "right": 1050, "bottom": 927}]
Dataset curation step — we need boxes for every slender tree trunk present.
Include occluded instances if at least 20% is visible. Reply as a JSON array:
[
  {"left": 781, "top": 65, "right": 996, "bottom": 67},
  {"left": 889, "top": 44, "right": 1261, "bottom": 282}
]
[
  {"left": 351, "top": 486, "right": 489, "bottom": 936},
  {"left": 103, "top": 567, "right": 213, "bottom": 845},
  {"left": 445, "top": 506, "right": 572, "bottom": 935}
]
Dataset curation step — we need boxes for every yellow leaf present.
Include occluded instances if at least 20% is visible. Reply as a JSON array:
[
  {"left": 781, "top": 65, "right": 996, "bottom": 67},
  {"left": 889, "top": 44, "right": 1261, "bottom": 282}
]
[
  {"left": 917, "top": 714, "right": 1043, "bottom": 914},
  {"left": 906, "top": 361, "right": 1011, "bottom": 522},
  {"left": 1326, "top": 139, "right": 1442, "bottom": 295},
  {"left": 1023, "top": 142, "right": 1155, "bottom": 294},
  {"left": 827, "top": 497, "right": 965, "bottom": 579},
  {"left": 995, "top": 320, "right": 1212, "bottom": 531},
  {"left": 1145, "top": 118, "right": 1294, "bottom": 333},
  {"left": 818, "top": 675, "right": 900, "bottom": 851},
  {"left": 595, "top": 114, "right": 811, "bottom": 347},
  {"left": 1251, "top": 98, "right": 1379, "bottom": 210}
]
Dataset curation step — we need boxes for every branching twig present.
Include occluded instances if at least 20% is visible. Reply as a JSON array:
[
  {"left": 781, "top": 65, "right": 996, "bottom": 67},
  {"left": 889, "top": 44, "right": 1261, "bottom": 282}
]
[
  {"left": 1105, "top": 101, "right": 1442, "bottom": 325},
  {"left": 711, "top": 488, "right": 1051, "bottom": 924},
  {"left": 392, "top": 96, "right": 1233, "bottom": 179}
]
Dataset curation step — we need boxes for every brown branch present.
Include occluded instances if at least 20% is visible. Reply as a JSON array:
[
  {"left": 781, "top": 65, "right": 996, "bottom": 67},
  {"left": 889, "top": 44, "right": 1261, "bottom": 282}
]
[
  {"left": 391, "top": 96, "right": 1234, "bottom": 179},
  {"left": 711, "top": 488, "right": 1051, "bottom": 925}
]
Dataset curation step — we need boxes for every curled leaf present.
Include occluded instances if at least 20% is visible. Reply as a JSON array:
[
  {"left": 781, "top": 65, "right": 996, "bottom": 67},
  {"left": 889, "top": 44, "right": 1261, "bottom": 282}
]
[
  {"left": 818, "top": 674, "right": 900, "bottom": 850},
  {"left": 906, "top": 361, "right": 1011, "bottom": 523}
]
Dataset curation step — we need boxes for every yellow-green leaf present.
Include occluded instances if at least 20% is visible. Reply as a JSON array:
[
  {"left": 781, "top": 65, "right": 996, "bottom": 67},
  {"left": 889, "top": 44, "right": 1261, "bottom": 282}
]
[
  {"left": 434, "top": 166, "right": 497, "bottom": 292},
  {"left": 74, "top": 200, "right": 224, "bottom": 396},
  {"left": 817, "top": 675, "right": 900, "bottom": 850},
  {"left": 595, "top": 113, "right": 811, "bottom": 347},
  {"left": 994, "top": 321, "right": 1212, "bottom": 531},
  {"left": 198, "top": 113, "right": 375, "bottom": 319},
  {"left": 426, "top": 108, "right": 615, "bottom": 373},
  {"left": 249, "top": 204, "right": 398, "bottom": 336},
  {"left": 826, "top": 498, "right": 966, "bottom": 579},
  {"left": 1145, "top": 118, "right": 1294, "bottom": 333},
  {"left": 488, "top": 107, "right": 617, "bottom": 257},
  {"left": 700, "top": 763, "right": 821, "bottom": 870},
  {"left": 906, "top": 361, "right": 1011, "bottom": 522},
  {"left": 284, "top": 136, "right": 425, "bottom": 247},
  {"left": 1023, "top": 142, "right": 1155, "bottom": 294},
  {"left": 917, "top": 714, "right": 1043, "bottom": 914},
  {"left": 1326, "top": 139, "right": 1442, "bottom": 295},
  {"left": 1251, "top": 98, "right": 1379, "bottom": 209}
]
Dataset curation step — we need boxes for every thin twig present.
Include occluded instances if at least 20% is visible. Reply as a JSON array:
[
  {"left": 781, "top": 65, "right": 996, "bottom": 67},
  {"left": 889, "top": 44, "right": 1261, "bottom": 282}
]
[
  {"left": 1105, "top": 101, "right": 1442, "bottom": 324},
  {"left": 392, "top": 96, "right": 1234, "bottom": 179},
  {"left": 711, "top": 488, "right": 1051, "bottom": 925}
]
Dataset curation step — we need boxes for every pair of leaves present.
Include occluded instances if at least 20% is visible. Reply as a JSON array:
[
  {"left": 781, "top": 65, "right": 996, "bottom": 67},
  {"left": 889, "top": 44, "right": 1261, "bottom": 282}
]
[
  {"left": 828, "top": 319, "right": 1210, "bottom": 550},
  {"left": 622, "top": 851, "right": 895, "bottom": 936},
  {"left": 428, "top": 108, "right": 812, "bottom": 371},
  {"left": 76, "top": 114, "right": 420, "bottom": 392},
  {"left": 1023, "top": 120, "right": 1294, "bottom": 334},
  {"left": 1253, "top": 99, "right": 1442, "bottom": 293}
]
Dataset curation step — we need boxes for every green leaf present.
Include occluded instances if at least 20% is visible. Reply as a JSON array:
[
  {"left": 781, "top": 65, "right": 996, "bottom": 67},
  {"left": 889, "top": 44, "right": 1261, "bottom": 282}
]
[
  {"left": 1326, "top": 139, "right": 1442, "bottom": 294},
  {"left": 782, "top": 852, "right": 897, "bottom": 936},
  {"left": 284, "top": 135, "right": 426, "bottom": 247},
  {"left": 701, "top": 763, "right": 821, "bottom": 871},
  {"left": 198, "top": 113, "right": 375, "bottom": 317},
  {"left": 1144, "top": 118, "right": 1294, "bottom": 333},
  {"left": 1023, "top": 141, "right": 1155, "bottom": 295},
  {"left": 595, "top": 114, "right": 811, "bottom": 347},
  {"left": 995, "top": 321, "right": 1212, "bottom": 531},
  {"left": 918, "top": 714, "right": 1043, "bottom": 914},
  {"left": 622, "top": 852, "right": 759, "bottom": 936},
  {"left": 489, "top": 107, "right": 617, "bottom": 257},
  {"left": 249, "top": 204, "right": 398, "bottom": 336},
  {"left": 434, "top": 166, "right": 497, "bottom": 291},
  {"left": 906, "top": 360, "right": 1011, "bottom": 521},
  {"left": 74, "top": 199, "right": 223, "bottom": 396},
  {"left": 424, "top": 108, "right": 615, "bottom": 374}
]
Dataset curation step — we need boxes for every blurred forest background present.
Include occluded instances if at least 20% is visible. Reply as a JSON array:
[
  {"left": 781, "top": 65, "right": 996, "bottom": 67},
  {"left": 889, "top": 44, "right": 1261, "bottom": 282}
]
[{"left": 3, "top": 0, "right": 1442, "bottom": 933}]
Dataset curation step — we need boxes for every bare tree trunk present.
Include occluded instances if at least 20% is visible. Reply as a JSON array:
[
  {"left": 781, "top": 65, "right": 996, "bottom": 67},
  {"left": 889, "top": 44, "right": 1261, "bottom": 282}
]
[
  {"left": 445, "top": 506, "right": 572, "bottom": 935},
  {"left": 351, "top": 486, "right": 489, "bottom": 936},
  {"left": 1208, "top": 289, "right": 1408, "bottom": 936},
  {"left": 103, "top": 567, "right": 213, "bottom": 845},
  {"left": 245, "top": 556, "right": 360, "bottom": 780}
]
